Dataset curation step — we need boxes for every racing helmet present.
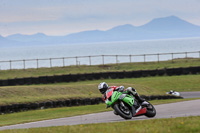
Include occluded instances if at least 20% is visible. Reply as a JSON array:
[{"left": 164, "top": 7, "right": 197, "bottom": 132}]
[{"left": 98, "top": 82, "right": 109, "bottom": 94}]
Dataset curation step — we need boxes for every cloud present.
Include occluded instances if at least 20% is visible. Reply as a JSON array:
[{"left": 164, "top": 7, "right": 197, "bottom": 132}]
[{"left": 0, "top": 0, "right": 200, "bottom": 36}]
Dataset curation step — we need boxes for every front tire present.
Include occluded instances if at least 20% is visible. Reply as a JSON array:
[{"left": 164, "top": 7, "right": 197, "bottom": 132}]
[
  {"left": 145, "top": 103, "right": 156, "bottom": 117},
  {"left": 113, "top": 103, "right": 132, "bottom": 119}
]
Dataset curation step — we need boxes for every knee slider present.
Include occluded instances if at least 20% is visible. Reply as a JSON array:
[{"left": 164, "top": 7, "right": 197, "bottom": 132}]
[
  {"left": 126, "top": 87, "right": 132, "bottom": 91},
  {"left": 132, "top": 88, "right": 136, "bottom": 92}
]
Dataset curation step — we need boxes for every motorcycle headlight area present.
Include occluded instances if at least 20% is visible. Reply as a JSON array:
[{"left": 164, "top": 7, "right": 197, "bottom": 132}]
[{"left": 119, "top": 94, "right": 127, "bottom": 100}]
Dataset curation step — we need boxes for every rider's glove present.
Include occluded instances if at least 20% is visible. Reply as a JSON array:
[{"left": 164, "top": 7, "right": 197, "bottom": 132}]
[{"left": 116, "top": 86, "right": 124, "bottom": 92}]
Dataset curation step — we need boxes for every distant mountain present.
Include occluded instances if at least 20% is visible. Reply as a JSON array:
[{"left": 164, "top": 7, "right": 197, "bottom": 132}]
[
  {"left": 7, "top": 33, "right": 48, "bottom": 42},
  {"left": 1, "top": 16, "right": 200, "bottom": 47},
  {"left": 138, "top": 15, "right": 200, "bottom": 38},
  {"left": 0, "top": 35, "right": 19, "bottom": 47},
  {"left": 5, "top": 33, "right": 66, "bottom": 45},
  {"left": 141, "top": 16, "right": 199, "bottom": 30}
]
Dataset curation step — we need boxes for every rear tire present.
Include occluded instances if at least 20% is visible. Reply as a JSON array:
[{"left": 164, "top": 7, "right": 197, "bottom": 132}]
[
  {"left": 145, "top": 103, "right": 156, "bottom": 117},
  {"left": 113, "top": 103, "right": 132, "bottom": 119}
]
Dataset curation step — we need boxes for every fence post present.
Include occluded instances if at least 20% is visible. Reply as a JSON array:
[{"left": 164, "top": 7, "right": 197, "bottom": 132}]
[
  {"left": 157, "top": 54, "right": 160, "bottom": 63},
  {"left": 50, "top": 58, "right": 52, "bottom": 68},
  {"left": 76, "top": 57, "right": 78, "bottom": 66},
  {"left": 23, "top": 60, "right": 26, "bottom": 69},
  {"left": 144, "top": 54, "right": 146, "bottom": 63},
  {"left": 171, "top": 53, "right": 174, "bottom": 62},
  {"left": 63, "top": 57, "right": 65, "bottom": 67},
  {"left": 185, "top": 52, "right": 187, "bottom": 58},
  {"left": 102, "top": 55, "right": 104, "bottom": 65},
  {"left": 89, "top": 56, "right": 91, "bottom": 66},
  {"left": 9, "top": 60, "right": 12, "bottom": 70},
  {"left": 116, "top": 55, "right": 118, "bottom": 64},
  {"left": 129, "top": 55, "right": 132, "bottom": 63},
  {"left": 36, "top": 59, "right": 39, "bottom": 69}
]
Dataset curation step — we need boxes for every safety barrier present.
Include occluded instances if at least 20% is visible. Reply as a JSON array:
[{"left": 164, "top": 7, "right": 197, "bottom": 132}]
[{"left": 0, "top": 66, "right": 200, "bottom": 86}]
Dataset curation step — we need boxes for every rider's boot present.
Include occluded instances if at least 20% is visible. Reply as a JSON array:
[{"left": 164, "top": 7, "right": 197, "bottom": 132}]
[
  {"left": 134, "top": 93, "right": 145, "bottom": 104},
  {"left": 135, "top": 93, "right": 150, "bottom": 107}
]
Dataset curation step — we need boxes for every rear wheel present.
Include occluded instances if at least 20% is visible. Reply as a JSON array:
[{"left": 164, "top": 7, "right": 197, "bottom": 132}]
[
  {"left": 145, "top": 103, "right": 156, "bottom": 117},
  {"left": 113, "top": 102, "right": 132, "bottom": 119}
]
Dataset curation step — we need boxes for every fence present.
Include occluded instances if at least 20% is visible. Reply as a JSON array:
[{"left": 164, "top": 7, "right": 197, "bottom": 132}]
[{"left": 0, "top": 51, "right": 200, "bottom": 70}]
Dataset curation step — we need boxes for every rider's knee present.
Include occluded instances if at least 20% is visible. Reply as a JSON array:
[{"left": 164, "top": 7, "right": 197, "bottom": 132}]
[{"left": 127, "top": 87, "right": 137, "bottom": 94}]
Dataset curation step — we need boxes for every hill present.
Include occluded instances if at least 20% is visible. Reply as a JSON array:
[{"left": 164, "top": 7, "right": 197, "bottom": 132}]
[{"left": 1, "top": 16, "right": 200, "bottom": 46}]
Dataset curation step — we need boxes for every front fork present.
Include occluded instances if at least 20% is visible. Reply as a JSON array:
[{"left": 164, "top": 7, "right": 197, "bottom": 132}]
[
  {"left": 131, "top": 105, "right": 136, "bottom": 116},
  {"left": 119, "top": 100, "right": 145, "bottom": 117},
  {"left": 119, "top": 101, "right": 136, "bottom": 117}
]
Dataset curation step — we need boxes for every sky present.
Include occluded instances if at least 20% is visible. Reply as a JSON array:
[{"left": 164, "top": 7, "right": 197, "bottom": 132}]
[{"left": 0, "top": 0, "right": 200, "bottom": 37}]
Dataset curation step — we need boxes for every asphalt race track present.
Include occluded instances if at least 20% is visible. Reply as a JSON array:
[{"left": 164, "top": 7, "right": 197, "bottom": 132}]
[
  {"left": 180, "top": 91, "right": 200, "bottom": 98},
  {"left": 0, "top": 98, "right": 200, "bottom": 131}
]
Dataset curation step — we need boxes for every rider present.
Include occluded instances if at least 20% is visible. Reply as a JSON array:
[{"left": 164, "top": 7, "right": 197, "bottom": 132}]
[{"left": 98, "top": 82, "right": 145, "bottom": 104}]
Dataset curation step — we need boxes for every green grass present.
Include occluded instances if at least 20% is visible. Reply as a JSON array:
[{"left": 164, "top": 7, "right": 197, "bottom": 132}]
[
  {"left": 0, "top": 58, "right": 199, "bottom": 132},
  {"left": 0, "top": 74, "right": 200, "bottom": 105},
  {"left": 0, "top": 58, "right": 200, "bottom": 80},
  {"left": 1, "top": 116, "right": 200, "bottom": 133},
  {"left": 0, "top": 98, "right": 199, "bottom": 127}
]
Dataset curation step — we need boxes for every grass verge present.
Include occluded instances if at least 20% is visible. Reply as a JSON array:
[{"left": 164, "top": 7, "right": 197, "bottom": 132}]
[
  {"left": 0, "top": 98, "right": 199, "bottom": 127},
  {"left": 0, "top": 58, "right": 200, "bottom": 80},
  {"left": 1, "top": 116, "right": 200, "bottom": 133},
  {"left": 0, "top": 74, "right": 200, "bottom": 105}
]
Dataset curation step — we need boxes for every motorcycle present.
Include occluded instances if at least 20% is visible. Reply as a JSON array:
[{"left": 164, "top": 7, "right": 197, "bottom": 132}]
[
  {"left": 105, "top": 87, "right": 156, "bottom": 119},
  {"left": 166, "top": 90, "right": 180, "bottom": 97}
]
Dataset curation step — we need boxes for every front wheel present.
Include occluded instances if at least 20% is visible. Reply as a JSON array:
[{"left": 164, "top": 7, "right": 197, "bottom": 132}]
[
  {"left": 145, "top": 103, "right": 156, "bottom": 117},
  {"left": 113, "top": 102, "right": 132, "bottom": 119}
]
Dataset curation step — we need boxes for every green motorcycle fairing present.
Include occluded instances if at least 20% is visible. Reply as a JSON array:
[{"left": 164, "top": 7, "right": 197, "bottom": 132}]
[{"left": 105, "top": 91, "right": 135, "bottom": 107}]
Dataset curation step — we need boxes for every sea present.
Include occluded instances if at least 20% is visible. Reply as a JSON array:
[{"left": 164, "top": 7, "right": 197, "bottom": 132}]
[{"left": 1, "top": 37, "right": 200, "bottom": 70}]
